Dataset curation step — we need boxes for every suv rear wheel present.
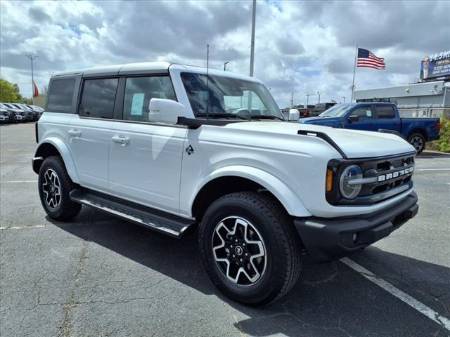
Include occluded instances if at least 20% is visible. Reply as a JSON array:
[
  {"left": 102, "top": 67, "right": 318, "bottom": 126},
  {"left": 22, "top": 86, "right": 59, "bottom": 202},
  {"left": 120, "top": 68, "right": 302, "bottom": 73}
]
[
  {"left": 198, "top": 192, "right": 302, "bottom": 305},
  {"left": 38, "top": 156, "right": 81, "bottom": 221}
]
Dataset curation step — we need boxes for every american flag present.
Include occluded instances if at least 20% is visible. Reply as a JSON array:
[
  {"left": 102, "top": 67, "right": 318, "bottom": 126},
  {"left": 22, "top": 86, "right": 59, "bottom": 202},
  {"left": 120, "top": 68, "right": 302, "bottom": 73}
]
[{"left": 357, "top": 48, "right": 385, "bottom": 70}]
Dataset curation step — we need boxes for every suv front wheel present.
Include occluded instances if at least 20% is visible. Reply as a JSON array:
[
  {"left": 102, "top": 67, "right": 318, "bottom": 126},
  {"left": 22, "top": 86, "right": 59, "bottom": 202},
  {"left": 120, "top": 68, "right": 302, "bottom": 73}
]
[
  {"left": 198, "top": 192, "right": 302, "bottom": 306},
  {"left": 38, "top": 156, "right": 81, "bottom": 221}
]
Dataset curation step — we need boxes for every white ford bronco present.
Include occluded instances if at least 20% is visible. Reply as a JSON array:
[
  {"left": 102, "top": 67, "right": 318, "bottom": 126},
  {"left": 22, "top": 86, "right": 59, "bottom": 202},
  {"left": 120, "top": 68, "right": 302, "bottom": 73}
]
[{"left": 33, "top": 62, "right": 418, "bottom": 305}]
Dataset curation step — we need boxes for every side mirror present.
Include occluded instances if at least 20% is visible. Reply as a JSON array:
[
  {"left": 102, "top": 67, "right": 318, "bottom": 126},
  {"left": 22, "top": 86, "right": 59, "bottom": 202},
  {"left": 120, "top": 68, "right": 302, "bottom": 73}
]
[
  {"left": 288, "top": 109, "right": 300, "bottom": 121},
  {"left": 148, "top": 98, "right": 186, "bottom": 124},
  {"left": 348, "top": 114, "right": 359, "bottom": 123}
]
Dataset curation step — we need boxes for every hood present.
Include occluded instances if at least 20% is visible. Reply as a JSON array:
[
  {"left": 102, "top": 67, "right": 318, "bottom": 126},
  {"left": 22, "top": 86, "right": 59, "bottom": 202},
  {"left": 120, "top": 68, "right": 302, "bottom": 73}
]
[
  {"left": 300, "top": 116, "right": 337, "bottom": 123},
  {"left": 224, "top": 121, "right": 415, "bottom": 159},
  {"left": 300, "top": 116, "right": 341, "bottom": 126}
]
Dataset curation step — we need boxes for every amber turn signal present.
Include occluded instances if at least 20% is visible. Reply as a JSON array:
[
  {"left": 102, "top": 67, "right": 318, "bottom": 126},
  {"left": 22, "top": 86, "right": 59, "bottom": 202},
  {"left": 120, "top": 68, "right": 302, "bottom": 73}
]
[{"left": 326, "top": 169, "right": 334, "bottom": 192}]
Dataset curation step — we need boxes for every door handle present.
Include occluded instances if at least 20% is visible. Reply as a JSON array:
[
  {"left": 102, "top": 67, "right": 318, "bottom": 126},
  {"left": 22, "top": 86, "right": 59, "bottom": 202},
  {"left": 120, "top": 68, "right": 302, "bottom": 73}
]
[
  {"left": 68, "top": 129, "right": 81, "bottom": 137},
  {"left": 112, "top": 135, "right": 130, "bottom": 146}
]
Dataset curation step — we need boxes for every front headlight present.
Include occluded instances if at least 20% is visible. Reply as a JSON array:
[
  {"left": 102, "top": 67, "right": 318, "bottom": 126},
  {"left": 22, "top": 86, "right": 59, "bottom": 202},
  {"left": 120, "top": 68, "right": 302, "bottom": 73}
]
[{"left": 339, "top": 165, "right": 363, "bottom": 199}]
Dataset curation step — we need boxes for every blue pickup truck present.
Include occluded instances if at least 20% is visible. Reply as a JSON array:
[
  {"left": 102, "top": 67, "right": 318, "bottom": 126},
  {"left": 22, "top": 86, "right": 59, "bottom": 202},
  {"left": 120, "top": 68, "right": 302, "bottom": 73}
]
[{"left": 300, "top": 102, "right": 440, "bottom": 153}]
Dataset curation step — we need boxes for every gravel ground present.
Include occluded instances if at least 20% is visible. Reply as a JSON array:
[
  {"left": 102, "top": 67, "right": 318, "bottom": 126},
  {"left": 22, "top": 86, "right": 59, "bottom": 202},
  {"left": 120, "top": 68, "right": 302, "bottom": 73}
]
[{"left": 1, "top": 123, "right": 449, "bottom": 337}]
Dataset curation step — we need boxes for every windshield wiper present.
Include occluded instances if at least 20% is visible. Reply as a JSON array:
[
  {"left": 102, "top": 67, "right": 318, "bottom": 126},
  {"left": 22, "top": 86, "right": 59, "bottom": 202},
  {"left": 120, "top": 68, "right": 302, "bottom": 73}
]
[
  {"left": 196, "top": 113, "right": 249, "bottom": 120},
  {"left": 248, "top": 115, "right": 284, "bottom": 121}
]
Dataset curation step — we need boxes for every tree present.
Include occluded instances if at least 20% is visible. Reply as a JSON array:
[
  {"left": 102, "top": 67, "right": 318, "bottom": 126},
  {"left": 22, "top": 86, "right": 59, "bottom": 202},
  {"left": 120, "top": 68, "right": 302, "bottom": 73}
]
[{"left": 0, "top": 79, "right": 23, "bottom": 102}]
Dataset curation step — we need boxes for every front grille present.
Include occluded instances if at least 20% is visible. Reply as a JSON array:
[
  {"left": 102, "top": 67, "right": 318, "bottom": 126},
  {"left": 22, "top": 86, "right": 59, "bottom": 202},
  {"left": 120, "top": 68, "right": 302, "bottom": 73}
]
[
  {"left": 327, "top": 153, "right": 415, "bottom": 206},
  {"left": 358, "top": 155, "right": 414, "bottom": 198}
]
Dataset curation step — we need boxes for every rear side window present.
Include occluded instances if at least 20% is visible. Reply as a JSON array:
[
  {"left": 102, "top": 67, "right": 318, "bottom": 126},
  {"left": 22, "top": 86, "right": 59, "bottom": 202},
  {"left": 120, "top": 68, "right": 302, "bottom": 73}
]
[
  {"left": 376, "top": 105, "right": 395, "bottom": 119},
  {"left": 79, "top": 78, "right": 118, "bottom": 119},
  {"left": 47, "top": 78, "right": 75, "bottom": 113},
  {"left": 123, "top": 76, "right": 176, "bottom": 122}
]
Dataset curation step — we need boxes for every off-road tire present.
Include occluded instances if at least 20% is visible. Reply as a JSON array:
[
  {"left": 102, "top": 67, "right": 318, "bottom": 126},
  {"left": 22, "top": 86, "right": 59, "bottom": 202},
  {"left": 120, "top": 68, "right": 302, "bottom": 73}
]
[
  {"left": 198, "top": 191, "right": 302, "bottom": 306},
  {"left": 38, "top": 156, "right": 81, "bottom": 221}
]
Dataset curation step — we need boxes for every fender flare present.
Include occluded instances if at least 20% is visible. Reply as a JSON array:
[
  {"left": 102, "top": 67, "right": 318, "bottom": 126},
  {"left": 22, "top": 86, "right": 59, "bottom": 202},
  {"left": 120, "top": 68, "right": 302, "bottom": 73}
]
[
  {"left": 34, "top": 138, "right": 80, "bottom": 183},
  {"left": 192, "top": 165, "right": 311, "bottom": 218}
]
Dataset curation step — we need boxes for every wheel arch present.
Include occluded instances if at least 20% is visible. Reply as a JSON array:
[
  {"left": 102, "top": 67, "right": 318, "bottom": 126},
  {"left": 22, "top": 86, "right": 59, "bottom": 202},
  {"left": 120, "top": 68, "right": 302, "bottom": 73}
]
[
  {"left": 408, "top": 128, "right": 427, "bottom": 141},
  {"left": 33, "top": 139, "right": 79, "bottom": 183},
  {"left": 191, "top": 166, "right": 310, "bottom": 221}
]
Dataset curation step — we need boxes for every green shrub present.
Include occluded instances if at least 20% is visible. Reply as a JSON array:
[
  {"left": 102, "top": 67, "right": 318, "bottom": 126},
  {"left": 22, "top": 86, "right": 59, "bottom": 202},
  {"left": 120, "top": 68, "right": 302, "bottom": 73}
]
[{"left": 436, "top": 118, "right": 450, "bottom": 152}]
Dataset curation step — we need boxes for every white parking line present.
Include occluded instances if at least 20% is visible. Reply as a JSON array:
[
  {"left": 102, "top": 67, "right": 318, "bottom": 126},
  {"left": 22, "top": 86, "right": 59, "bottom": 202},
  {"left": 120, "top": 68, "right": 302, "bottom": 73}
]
[
  {"left": 0, "top": 180, "right": 37, "bottom": 183},
  {"left": 341, "top": 258, "right": 450, "bottom": 331},
  {"left": 416, "top": 168, "right": 450, "bottom": 171},
  {"left": 0, "top": 225, "right": 45, "bottom": 230}
]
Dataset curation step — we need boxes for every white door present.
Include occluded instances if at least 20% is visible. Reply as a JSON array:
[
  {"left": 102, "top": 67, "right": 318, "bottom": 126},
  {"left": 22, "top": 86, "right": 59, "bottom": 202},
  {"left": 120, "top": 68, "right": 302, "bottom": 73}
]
[
  {"left": 66, "top": 77, "right": 119, "bottom": 192},
  {"left": 108, "top": 76, "right": 186, "bottom": 214}
]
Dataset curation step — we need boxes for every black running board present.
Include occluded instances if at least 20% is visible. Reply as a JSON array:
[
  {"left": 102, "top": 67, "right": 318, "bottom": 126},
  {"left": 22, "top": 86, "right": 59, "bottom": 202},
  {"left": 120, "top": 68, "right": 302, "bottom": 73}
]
[{"left": 70, "top": 189, "right": 194, "bottom": 238}]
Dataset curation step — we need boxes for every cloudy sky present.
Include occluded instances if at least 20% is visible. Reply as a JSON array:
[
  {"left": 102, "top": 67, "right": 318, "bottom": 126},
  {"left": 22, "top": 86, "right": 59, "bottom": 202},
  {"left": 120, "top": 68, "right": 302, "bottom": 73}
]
[{"left": 1, "top": 0, "right": 449, "bottom": 107}]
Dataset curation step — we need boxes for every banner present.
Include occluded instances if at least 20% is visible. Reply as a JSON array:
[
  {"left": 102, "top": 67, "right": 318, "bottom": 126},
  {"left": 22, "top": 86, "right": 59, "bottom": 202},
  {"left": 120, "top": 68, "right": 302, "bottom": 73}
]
[{"left": 420, "top": 50, "right": 450, "bottom": 80}]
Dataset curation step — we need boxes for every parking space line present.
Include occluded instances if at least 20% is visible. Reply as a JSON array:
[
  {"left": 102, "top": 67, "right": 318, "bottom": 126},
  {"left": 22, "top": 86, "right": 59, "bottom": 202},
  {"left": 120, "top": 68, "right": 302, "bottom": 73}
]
[
  {"left": 341, "top": 258, "right": 450, "bottom": 331},
  {"left": 416, "top": 168, "right": 450, "bottom": 171},
  {"left": 0, "top": 225, "right": 45, "bottom": 230},
  {"left": 0, "top": 180, "right": 37, "bottom": 183}
]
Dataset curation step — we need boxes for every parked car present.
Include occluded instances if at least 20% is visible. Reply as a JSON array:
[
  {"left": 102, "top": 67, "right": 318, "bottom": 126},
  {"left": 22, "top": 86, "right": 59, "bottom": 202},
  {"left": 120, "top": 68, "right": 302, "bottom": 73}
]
[
  {"left": 0, "top": 105, "right": 10, "bottom": 123},
  {"left": 26, "top": 104, "right": 44, "bottom": 121},
  {"left": 29, "top": 105, "right": 45, "bottom": 120},
  {"left": 300, "top": 102, "right": 440, "bottom": 153},
  {"left": 13, "top": 103, "right": 35, "bottom": 121},
  {"left": 33, "top": 62, "right": 418, "bottom": 305},
  {"left": 1, "top": 103, "right": 26, "bottom": 122}
]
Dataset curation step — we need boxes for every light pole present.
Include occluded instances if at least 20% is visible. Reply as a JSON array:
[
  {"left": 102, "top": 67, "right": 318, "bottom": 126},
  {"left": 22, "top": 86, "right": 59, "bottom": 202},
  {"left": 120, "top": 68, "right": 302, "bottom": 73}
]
[
  {"left": 305, "top": 93, "right": 311, "bottom": 108},
  {"left": 223, "top": 61, "right": 229, "bottom": 71},
  {"left": 317, "top": 91, "right": 320, "bottom": 104},
  {"left": 249, "top": 0, "right": 256, "bottom": 76},
  {"left": 26, "top": 54, "right": 38, "bottom": 104}
]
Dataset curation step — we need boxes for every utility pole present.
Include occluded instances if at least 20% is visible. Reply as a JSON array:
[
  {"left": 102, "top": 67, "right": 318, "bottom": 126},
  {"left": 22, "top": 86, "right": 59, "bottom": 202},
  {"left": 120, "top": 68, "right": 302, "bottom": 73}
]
[
  {"left": 305, "top": 94, "right": 311, "bottom": 108},
  {"left": 290, "top": 90, "right": 294, "bottom": 107},
  {"left": 206, "top": 44, "right": 210, "bottom": 71},
  {"left": 223, "top": 61, "right": 229, "bottom": 71},
  {"left": 317, "top": 91, "right": 320, "bottom": 104},
  {"left": 26, "top": 54, "right": 38, "bottom": 104},
  {"left": 249, "top": 0, "right": 256, "bottom": 77}
]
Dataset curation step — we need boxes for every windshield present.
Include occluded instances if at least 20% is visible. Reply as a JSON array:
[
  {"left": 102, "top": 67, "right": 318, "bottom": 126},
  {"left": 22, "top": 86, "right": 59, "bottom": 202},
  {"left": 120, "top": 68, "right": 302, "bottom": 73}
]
[
  {"left": 319, "top": 103, "right": 352, "bottom": 117},
  {"left": 181, "top": 72, "right": 283, "bottom": 120}
]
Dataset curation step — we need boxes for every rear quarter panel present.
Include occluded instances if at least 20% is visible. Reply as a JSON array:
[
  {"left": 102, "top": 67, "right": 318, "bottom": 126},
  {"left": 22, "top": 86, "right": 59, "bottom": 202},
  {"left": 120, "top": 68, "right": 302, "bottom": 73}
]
[{"left": 401, "top": 118, "right": 440, "bottom": 141}]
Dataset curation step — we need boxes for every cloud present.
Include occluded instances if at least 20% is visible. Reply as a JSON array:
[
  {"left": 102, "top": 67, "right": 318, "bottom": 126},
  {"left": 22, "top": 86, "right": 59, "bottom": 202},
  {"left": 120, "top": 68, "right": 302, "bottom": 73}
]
[{"left": 0, "top": 0, "right": 448, "bottom": 107}]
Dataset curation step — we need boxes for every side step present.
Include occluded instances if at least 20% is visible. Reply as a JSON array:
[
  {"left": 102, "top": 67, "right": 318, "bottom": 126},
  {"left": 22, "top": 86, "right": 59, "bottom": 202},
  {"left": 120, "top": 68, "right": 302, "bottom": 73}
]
[{"left": 70, "top": 189, "right": 195, "bottom": 238}]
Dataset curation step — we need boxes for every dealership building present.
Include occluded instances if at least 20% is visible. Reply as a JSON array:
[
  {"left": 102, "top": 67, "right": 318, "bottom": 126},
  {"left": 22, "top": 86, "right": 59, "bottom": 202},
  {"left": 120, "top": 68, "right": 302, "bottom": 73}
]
[{"left": 354, "top": 50, "right": 450, "bottom": 118}]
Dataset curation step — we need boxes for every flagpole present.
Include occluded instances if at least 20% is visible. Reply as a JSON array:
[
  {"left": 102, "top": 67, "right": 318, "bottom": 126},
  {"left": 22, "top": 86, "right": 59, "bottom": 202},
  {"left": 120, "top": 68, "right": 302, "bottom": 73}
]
[
  {"left": 26, "top": 54, "right": 38, "bottom": 104},
  {"left": 351, "top": 46, "right": 358, "bottom": 102}
]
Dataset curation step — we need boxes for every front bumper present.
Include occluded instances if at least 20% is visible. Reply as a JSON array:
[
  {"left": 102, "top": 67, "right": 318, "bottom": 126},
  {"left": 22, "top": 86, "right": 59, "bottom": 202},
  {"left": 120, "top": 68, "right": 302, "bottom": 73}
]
[{"left": 294, "top": 192, "right": 418, "bottom": 261}]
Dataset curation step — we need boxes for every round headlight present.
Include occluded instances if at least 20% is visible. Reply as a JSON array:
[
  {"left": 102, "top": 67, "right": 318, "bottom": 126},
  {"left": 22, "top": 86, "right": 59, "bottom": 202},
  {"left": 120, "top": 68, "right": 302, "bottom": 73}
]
[{"left": 339, "top": 165, "right": 363, "bottom": 199}]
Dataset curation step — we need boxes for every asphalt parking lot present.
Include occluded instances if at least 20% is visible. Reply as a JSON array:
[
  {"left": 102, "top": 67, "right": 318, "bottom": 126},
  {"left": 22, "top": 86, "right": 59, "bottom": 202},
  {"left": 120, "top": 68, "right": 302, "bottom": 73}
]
[{"left": 1, "top": 123, "right": 449, "bottom": 337}]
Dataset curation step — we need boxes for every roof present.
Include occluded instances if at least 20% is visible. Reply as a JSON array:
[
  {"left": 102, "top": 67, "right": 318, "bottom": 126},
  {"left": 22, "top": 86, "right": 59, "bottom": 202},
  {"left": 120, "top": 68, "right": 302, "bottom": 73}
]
[
  {"left": 53, "top": 61, "right": 172, "bottom": 77},
  {"left": 355, "top": 80, "right": 446, "bottom": 100},
  {"left": 52, "top": 62, "right": 261, "bottom": 83}
]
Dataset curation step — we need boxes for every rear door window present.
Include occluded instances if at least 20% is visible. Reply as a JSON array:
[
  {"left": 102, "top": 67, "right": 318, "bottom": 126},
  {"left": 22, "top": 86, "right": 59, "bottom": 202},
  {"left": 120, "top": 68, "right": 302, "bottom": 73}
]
[
  {"left": 47, "top": 78, "right": 76, "bottom": 113},
  {"left": 375, "top": 105, "right": 396, "bottom": 119},
  {"left": 79, "top": 78, "right": 118, "bottom": 119}
]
